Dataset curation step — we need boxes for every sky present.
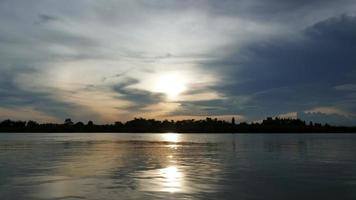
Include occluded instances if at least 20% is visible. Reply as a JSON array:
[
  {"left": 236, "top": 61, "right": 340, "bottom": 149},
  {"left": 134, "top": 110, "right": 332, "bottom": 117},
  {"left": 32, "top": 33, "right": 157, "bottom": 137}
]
[{"left": 0, "top": 0, "right": 356, "bottom": 125}]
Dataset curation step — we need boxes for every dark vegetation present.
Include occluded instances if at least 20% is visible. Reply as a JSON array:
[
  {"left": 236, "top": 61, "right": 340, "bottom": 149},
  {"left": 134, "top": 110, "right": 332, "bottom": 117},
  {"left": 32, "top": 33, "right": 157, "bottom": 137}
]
[{"left": 0, "top": 117, "right": 355, "bottom": 133}]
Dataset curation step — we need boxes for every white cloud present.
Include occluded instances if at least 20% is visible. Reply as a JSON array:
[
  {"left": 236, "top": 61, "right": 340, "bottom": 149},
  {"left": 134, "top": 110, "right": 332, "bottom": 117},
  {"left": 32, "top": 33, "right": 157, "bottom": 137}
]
[{"left": 304, "top": 107, "right": 354, "bottom": 117}]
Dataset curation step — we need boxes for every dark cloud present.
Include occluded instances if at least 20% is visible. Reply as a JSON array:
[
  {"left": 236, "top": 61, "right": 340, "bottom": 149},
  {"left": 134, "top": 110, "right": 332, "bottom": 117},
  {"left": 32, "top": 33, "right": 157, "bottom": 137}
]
[
  {"left": 35, "top": 14, "right": 58, "bottom": 25},
  {"left": 168, "top": 96, "right": 249, "bottom": 117},
  {"left": 112, "top": 78, "right": 164, "bottom": 111},
  {"left": 142, "top": 0, "right": 354, "bottom": 25},
  {"left": 171, "top": 100, "right": 227, "bottom": 116},
  {"left": 180, "top": 14, "right": 356, "bottom": 123},
  {"left": 234, "top": 14, "right": 356, "bottom": 89},
  {"left": 0, "top": 67, "right": 98, "bottom": 121}
]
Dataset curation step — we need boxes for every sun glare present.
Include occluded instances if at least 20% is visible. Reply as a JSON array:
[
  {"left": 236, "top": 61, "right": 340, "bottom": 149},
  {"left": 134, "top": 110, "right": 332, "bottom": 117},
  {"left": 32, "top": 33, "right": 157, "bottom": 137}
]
[
  {"left": 154, "top": 73, "right": 187, "bottom": 100},
  {"left": 162, "top": 133, "right": 180, "bottom": 143},
  {"left": 159, "top": 166, "right": 183, "bottom": 193}
]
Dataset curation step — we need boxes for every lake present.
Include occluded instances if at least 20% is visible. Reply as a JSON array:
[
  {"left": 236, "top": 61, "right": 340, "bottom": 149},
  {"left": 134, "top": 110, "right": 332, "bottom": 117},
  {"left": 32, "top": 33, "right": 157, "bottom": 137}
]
[{"left": 0, "top": 133, "right": 356, "bottom": 200}]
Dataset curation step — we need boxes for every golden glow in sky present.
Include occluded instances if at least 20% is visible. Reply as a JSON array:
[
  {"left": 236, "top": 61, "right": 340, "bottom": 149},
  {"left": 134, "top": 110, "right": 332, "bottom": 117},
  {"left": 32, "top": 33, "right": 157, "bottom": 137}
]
[{"left": 153, "top": 72, "right": 187, "bottom": 100}]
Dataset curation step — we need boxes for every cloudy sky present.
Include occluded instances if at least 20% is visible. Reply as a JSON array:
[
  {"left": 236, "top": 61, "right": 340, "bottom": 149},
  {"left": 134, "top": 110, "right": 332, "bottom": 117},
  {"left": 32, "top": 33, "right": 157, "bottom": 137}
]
[{"left": 1, "top": 0, "right": 356, "bottom": 125}]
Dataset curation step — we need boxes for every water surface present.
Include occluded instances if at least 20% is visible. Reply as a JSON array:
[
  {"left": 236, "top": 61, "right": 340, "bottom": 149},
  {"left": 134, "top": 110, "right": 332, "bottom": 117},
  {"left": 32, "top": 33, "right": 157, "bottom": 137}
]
[{"left": 0, "top": 133, "right": 356, "bottom": 200}]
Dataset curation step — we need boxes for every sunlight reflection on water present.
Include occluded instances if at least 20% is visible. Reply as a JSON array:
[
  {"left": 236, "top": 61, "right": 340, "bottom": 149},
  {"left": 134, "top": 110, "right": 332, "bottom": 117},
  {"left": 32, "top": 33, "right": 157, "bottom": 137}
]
[
  {"left": 159, "top": 166, "right": 183, "bottom": 193},
  {"left": 161, "top": 133, "right": 180, "bottom": 143},
  {"left": 138, "top": 165, "right": 185, "bottom": 193},
  {"left": 0, "top": 133, "right": 356, "bottom": 200}
]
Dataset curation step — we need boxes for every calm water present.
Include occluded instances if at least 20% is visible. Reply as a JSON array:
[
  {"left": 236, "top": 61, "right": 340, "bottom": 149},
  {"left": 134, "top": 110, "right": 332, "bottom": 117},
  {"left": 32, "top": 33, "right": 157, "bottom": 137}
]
[{"left": 0, "top": 133, "right": 356, "bottom": 200}]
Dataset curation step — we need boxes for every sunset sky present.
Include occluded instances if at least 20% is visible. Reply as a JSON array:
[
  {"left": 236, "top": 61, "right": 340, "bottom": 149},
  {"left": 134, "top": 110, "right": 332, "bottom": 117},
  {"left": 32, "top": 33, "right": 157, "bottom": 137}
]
[{"left": 0, "top": 0, "right": 356, "bottom": 125}]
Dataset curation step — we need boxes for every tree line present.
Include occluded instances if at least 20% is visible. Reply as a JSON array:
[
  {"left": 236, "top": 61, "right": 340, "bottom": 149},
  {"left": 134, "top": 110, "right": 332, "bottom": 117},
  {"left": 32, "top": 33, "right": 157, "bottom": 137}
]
[{"left": 0, "top": 117, "right": 355, "bottom": 133}]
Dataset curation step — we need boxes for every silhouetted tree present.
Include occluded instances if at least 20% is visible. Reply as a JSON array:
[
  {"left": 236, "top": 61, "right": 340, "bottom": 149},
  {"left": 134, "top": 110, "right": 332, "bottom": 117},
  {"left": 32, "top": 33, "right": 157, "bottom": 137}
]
[
  {"left": 27, "top": 120, "right": 39, "bottom": 127},
  {"left": 75, "top": 122, "right": 84, "bottom": 126},
  {"left": 64, "top": 118, "right": 74, "bottom": 126},
  {"left": 0, "top": 117, "right": 355, "bottom": 133}
]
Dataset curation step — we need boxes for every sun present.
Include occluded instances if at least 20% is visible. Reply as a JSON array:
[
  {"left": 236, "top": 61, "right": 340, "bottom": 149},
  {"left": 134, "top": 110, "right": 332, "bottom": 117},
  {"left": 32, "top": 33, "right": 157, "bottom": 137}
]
[{"left": 154, "top": 72, "right": 187, "bottom": 100}]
